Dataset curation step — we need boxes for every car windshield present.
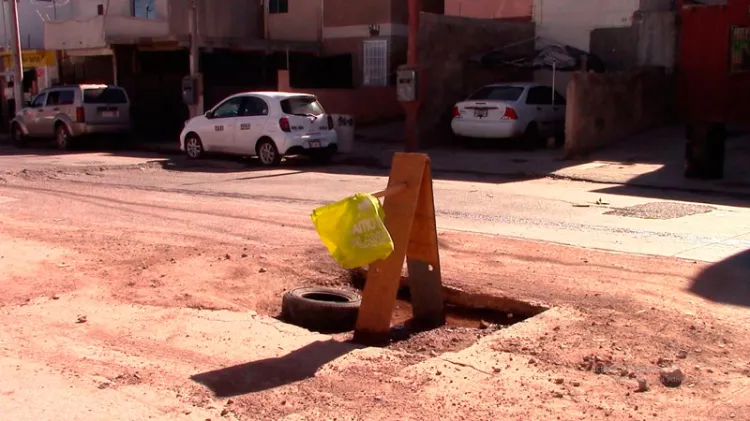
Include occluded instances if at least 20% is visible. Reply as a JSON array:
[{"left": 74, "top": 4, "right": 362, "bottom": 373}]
[
  {"left": 280, "top": 95, "right": 325, "bottom": 116},
  {"left": 83, "top": 87, "right": 128, "bottom": 104},
  {"left": 468, "top": 86, "right": 525, "bottom": 101}
]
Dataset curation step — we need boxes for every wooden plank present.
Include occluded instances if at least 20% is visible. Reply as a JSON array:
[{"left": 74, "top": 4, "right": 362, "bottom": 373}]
[
  {"left": 354, "top": 153, "right": 427, "bottom": 345},
  {"left": 406, "top": 159, "right": 445, "bottom": 328}
]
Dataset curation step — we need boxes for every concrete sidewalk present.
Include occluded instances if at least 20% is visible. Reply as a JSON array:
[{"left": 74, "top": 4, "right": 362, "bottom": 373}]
[{"left": 348, "top": 124, "right": 750, "bottom": 198}]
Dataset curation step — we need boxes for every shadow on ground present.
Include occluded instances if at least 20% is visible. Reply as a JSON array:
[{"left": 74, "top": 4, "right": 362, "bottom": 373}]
[
  {"left": 586, "top": 126, "right": 750, "bottom": 207},
  {"left": 190, "top": 339, "right": 358, "bottom": 397},
  {"left": 690, "top": 249, "right": 750, "bottom": 308}
]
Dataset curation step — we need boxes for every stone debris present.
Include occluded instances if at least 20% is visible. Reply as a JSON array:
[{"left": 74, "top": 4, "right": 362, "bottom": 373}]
[{"left": 660, "top": 366, "right": 685, "bottom": 388}]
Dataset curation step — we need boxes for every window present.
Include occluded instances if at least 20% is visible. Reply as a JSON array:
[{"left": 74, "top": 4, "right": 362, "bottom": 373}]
[
  {"left": 730, "top": 26, "right": 750, "bottom": 73},
  {"left": 46, "top": 91, "right": 60, "bottom": 106},
  {"left": 212, "top": 97, "right": 244, "bottom": 118},
  {"left": 31, "top": 93, "right": 47, "bottom": 108},
  {"left": 242, "top": 97, "right": 269, "bottom": 116},
  {"left": 59, "top": 90, "right": 75, "bottom": 105},
  {"left": 269, "top": 0, "right": 288, "bottom": 14},
  {"left": 132, "top": 0, "right": 156, "bottom": 19},
  {"left": 83, "top": 88, "right": 128, "bottom": 104},
  {"left": 468, "top": 86, "right": 524, "bottom": 101},
  {"left": 45, "top": 90, "right": 75, "bottom": 106},
  {"left": 363, "top": 40, "right": 388, "bottom": 87},
  {"left": 526, "top": 86, "right": 557, "bottom": 105},
  {"left": 280, "top": 95, "right": 325, "bottom": 116}
]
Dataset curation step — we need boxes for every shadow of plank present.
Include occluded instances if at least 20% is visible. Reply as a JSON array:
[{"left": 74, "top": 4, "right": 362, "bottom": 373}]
[{"left": 190, "top": 339, "right": 359, "bottom": 397}]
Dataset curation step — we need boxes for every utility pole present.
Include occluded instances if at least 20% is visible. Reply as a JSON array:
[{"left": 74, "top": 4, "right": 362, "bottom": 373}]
[
  {"left": 9, "top": 0, "right": 24, "bottom": 105},
  {"left": 403, "top": 0, "right": 422, "bottom": 152},
  {"left": 188, "top": 0, "right": 203, "bottom": 117}
]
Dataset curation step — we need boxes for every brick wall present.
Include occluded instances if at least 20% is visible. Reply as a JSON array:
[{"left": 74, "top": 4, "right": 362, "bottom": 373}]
[
  {"left": 417, "top": 13, "right": 535, "bottom": 146},
  {"left": 564, "top": 67, "right": 673, "bottom": 158},
  {"left": 278, "top": 70, "right": 403, "bottom": 124}
]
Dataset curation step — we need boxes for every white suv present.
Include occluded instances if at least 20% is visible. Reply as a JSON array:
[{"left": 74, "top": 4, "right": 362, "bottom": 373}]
[
  {"left": 180, "top": 91, "right": 338, "bottom": 166},
  {"left": 11, "top": 84, "right": 132, "bottom": 149}
]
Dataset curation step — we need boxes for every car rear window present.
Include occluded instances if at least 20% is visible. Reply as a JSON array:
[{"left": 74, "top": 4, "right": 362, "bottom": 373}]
[
  {"left": 83, "top": 87, "right": 128, "bottom": 104},
  {"left": 468, "top": 86, "right": 524, "bottom": 101},
  {"left": 280, "top": 95, "right": 325, "bottom": 116}
]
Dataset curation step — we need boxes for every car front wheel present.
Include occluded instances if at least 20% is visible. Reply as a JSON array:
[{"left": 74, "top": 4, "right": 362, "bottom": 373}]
[
  {"left": 11, "top": 123, "right": 26, "bottom": 148},
  {"left": 184, "top": 134, "right": 204, "bottom": 159}
]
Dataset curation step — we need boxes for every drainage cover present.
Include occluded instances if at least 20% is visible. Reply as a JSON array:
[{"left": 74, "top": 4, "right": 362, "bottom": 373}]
[{"left": 604, "top": 202, "right": 714, "bottom": 220}]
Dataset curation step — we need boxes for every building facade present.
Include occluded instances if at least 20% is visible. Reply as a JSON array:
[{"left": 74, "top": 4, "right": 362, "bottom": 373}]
[
  {"left": 678, "top": 0, "right": 750, "bottom": 123},
  {"left": 444, "top": 0, "right": 532, "bottom": 21}
]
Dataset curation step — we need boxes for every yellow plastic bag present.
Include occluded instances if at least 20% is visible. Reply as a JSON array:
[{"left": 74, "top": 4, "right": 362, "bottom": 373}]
[{"left": 311, "top": 193, "right": 394, "bottom": 269}]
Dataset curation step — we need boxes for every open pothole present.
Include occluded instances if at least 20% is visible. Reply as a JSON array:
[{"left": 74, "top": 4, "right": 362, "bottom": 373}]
[{"left": 343, "top": 268, "right": 550, "bottom": 356}]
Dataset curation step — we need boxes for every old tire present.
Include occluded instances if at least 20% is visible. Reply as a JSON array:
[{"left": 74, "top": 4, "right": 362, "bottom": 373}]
[{"left": 281, "top": 287, "right": 361, "bottom": 332}]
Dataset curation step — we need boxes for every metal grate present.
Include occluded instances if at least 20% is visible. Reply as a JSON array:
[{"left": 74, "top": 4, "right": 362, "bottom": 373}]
[{"left": 363, "top": 40, "right": 388, "bottom": 87}]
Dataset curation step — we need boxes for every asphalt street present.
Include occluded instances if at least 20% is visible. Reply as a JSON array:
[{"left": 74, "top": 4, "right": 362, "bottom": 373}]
[{"left": 2, "top": 147, "right": 748, "bottom": 263}]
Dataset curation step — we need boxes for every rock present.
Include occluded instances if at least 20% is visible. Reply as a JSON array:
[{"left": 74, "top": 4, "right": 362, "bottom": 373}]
[
  {"left": 241, "top": 254, "right": 248, "bottom": 258},
  {"left": 52, "top": 295, "right": 60, "bottom": 300},
  {"left": 259, "top": 268, "right": 267, "bottom": 273},
  {"left": 677, "top": 350, "right": 688, "bottom": 359},
  {"left": 76, "top": 315, "right": 87, "bottom": 324},
  {"left": 225, "top": 254, "right": 231, "bottom": 260},
  {"left": 660, "top": 366, "right": 685, "bottom": 387},
  {"left": 479, "top": 320, "right": 490, "bottom": 329},
  {"left": 554, "top": 378, "right": 564, "bottom": 385},
  {"left": 656, "top": 357, "right": 672, "bottom": 367},
  {"left": 435, "top": 370, "right": 442, "bottom": 376},
  {"left": 529, "top": 358, "right": 536, "bottom": 364},
  {"left": 507, "top": 313, "right": 514, "bottom": 319},
  {"left": 374, "top": 395, "right": 383, "bottom": 401},
  {"left": 636, "top": 378, "right": 649, "bottom": 393},
  {"left": 552, "top": 391, "right": 564, "bottom": 398},
  {"left": 220, "top": 409, "right": 229, "bottom": 416},
  {"left": 572, "top": 381, "right": 581, "bottom": 387}
]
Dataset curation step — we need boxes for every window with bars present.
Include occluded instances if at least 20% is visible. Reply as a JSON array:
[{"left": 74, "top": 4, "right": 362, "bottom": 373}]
[
  {"left": 730, "top": 26, "right": 750, "bottom": 73},
  {"left": 132, "top": 0, "right": 157, "bottom": 19},
  {"left": 269, "top": 0, "right": 289, "bottom": 14},
  {"left": 362, "top": 40, "right": 388, "bottom": 87}
]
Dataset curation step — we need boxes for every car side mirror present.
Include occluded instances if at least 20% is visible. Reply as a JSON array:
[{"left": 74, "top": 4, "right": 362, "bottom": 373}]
[{"left": 204, "top": 110, "right": 213, "bottom": 119}]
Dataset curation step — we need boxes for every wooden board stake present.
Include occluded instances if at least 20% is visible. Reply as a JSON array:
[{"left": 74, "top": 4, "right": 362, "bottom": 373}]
[{"left": 354, "top": 153, "right": 445, "bottom": 345}]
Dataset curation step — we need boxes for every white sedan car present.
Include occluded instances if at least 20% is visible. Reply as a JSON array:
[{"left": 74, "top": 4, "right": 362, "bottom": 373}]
[
  {"left": 451, "top": 83, "right": 566, "bottom": 148},
  {"left": 180, "top": 91, "right": 338, "bottom": 165}
]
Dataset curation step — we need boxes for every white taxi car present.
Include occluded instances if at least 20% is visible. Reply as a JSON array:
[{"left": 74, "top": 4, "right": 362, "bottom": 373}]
[
  {"left": 451, "top": 83, "right": 566, "bottom": 148},
  {"left": 180, "top": 92, "right": 338, "bottom": 166}
]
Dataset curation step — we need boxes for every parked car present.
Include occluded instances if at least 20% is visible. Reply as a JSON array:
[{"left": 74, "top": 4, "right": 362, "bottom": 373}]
[
  {"left": 10, "top": 84, "right": 132, "bottom": 149},
  {"left": 180, "top": 92, "right": 338, "bottom": 166},
  {"left": 451, "top": 83, "right": 566, "bottom": 148}
]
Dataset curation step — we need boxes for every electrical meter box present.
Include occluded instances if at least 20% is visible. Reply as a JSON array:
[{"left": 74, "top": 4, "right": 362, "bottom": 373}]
[
  {"left": 396, "top": 66, "right": 419, "bottom": 102},
  {"left": 181, "top": 76, "right": 197, "bottom": 105}
]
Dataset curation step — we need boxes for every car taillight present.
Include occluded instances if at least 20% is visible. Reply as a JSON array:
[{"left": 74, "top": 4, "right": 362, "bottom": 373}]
[
  {"left": 75, "top": 107, "right": 85, "bottom": 122},
  {"left": 452, "top": 106, "right": 461, "bottom": 118},
  {"left": 502, "top": 107, "right": 518, "bottom": 120},
  {"left": 327, "top": 115, "right": 334, "bottom": 130},
  {"left": 279, "top": 116, "right": 291, "bottom": 132}
]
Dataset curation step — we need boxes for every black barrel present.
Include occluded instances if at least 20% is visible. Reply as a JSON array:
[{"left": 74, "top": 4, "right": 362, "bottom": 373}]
[{"left": 685, "top": 121, "right": 725, "bottom": 180}]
